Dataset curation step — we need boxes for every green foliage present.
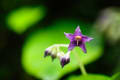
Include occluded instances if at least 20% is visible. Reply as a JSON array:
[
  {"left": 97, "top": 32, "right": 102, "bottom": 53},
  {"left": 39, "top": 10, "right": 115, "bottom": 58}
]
[
  {"left": 22, "top": 19, "right": 103, "bottom": 80},
  {"left": 67, "top": 74, "right": 111, "bottom": 80},
  {"left": 112, "top": 72, "right": 120, "bottom": 80},
  {"left": 7, "top": 6, "right": 46, "bottom": 34}
]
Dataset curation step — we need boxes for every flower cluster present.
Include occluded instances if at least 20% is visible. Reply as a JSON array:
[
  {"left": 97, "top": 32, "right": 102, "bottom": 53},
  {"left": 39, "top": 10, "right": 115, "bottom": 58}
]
[
  {"left": 44, "top": 44, "right": 70, "bottom": 67},
  {"left": 44, "top": 26, "right": 93, "bottom": 67}
]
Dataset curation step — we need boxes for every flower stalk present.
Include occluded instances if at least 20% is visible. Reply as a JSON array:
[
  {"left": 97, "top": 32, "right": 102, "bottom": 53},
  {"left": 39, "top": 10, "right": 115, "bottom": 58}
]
[{"left": 73, "top": 50, "right": 87, "bottom": 75}]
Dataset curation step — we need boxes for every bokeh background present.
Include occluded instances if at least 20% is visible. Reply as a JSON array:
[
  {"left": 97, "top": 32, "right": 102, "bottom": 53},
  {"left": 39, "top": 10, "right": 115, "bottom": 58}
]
[{"left": 0, "top": 0, "right": 120, "bottom": 80}]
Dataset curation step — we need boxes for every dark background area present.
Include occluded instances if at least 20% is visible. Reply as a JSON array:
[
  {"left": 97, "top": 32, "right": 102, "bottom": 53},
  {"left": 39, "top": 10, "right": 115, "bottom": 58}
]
[{"left": 0, "top": 0, "right": 120, "bottom": 80}]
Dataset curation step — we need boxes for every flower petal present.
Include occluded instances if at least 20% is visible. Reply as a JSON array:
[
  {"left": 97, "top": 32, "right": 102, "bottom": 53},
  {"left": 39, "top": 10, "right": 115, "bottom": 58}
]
[
  {"left": 68, "top": 41, "right": 76, "bottom": 51},
  {"left": 82, "top": 35, "right": 93, "bottom": 42},
  {"left": 74, "top": 26, "right": 82, "bottom": 36},
  {"left": 79, "top": 43, "right": 87, "bottom": 53},
  {"left": 64, "top": 32, "right": 73, "bottom": 40}
]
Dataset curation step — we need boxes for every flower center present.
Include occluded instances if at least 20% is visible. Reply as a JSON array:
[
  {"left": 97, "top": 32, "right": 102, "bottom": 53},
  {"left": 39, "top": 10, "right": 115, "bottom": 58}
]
[
  {"left": 75, "top": 36, "right": 82, "bottom": 40},
  {"left": 75, "top": 36, "right": 82, "bottom": 46}
]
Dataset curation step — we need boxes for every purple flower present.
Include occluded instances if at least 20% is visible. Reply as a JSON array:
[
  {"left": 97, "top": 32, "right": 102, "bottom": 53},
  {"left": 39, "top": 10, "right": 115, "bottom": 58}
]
[{"left": 64, "top": 26, "right": 93, "bottom": 53}]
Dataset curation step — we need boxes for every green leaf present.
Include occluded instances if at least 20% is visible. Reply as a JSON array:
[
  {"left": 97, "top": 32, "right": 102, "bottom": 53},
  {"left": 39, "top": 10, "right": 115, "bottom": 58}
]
[
  {"left": 67, "top": 74, "right": 111, "bottom": 80},
  {"left": 112, "top": 72, "right": 120, "bottom": 80},
  {"left": 7, "top": 6, "right": 46, "bottom": 34},
  {"left": 22, "top": 19, "right": 103, "bottom": 80}
]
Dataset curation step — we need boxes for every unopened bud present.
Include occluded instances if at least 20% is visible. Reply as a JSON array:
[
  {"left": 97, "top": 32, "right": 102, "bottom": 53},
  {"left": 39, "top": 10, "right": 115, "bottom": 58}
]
[
  {"left": 60, "top": 51, "right": 71, "bottom": 68},
  {"left": 44, "top": 50, "right": 50, "bottom": 57},
  {"left": 60, "top": 57, "right": 70, "bottom": 68}
]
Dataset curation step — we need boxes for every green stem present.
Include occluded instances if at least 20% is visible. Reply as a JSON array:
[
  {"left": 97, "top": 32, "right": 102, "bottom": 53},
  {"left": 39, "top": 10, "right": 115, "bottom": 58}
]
[{"left": 74, "top": 50, "right": 87, "bottom": 75}]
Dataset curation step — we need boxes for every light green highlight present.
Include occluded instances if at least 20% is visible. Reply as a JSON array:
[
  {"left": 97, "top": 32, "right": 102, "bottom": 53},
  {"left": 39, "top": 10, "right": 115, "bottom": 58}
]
[{"left": 7, "top": 6, "right": 46, "bottom": 34}]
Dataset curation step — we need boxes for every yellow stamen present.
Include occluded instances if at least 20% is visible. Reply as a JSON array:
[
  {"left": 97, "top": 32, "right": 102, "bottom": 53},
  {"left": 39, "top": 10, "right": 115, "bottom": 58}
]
[
  {"left": 75, "top": 36, "right": 82, "bottom": 40},
  {"left": 75, "top": 36, "right": 82, "bottom": 46}
]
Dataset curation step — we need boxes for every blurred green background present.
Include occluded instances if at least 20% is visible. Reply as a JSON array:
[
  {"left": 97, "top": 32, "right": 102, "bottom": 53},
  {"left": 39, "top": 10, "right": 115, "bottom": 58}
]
[{"left": 0, "top": 0, "right": 120, "bottom": 80}]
